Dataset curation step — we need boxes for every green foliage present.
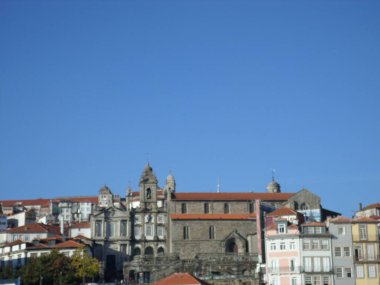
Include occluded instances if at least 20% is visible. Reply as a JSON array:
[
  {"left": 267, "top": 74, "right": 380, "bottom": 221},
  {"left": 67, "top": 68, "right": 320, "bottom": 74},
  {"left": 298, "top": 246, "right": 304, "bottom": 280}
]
[
  {"left": 19, "top": 250, "right": 93, "bottom": 285},
  {"left": 70, "top": 249, "right": 99, "bottom": 283}
]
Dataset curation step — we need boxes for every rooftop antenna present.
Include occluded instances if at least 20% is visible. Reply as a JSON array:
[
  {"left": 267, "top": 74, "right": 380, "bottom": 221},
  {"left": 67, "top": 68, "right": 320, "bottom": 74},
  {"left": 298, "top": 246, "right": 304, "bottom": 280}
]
[{"left": 217, "top": 176, "right": 221, "bottom": 193}]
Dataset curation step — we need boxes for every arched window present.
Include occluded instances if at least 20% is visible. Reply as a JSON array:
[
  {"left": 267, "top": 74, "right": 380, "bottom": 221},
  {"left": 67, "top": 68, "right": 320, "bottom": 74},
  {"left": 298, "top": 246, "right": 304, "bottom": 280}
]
[
  {"left": 226, "top": 238, "right": 238, "bottom": 253},
  {"left": 133, "top": 247, "right": 141, "bottom": 256},
  {"left": 145, "top": 246, "right": 154, "bottom": 256},
  {"left": 146, "top": 188, "right": 151, "bottom": 199},
  {"left": 300, "top": 203, "right": 309, "bottom": 210},
  {"left": 157, "top": 247, "right": 165, "bottom": 256}
]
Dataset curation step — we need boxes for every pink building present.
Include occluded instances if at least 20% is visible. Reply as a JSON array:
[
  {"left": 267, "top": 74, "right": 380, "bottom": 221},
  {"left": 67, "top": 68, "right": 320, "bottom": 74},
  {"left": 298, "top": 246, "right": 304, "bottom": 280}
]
[{"left": 265, "top": 207, "right": 303, "bottom": 285}]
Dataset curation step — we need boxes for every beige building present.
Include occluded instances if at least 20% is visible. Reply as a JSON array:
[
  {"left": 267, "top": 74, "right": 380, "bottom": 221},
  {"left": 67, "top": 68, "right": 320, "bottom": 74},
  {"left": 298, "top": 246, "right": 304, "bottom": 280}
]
[{"left": 352, "top": 217, "right": 380, "bottom": 285}]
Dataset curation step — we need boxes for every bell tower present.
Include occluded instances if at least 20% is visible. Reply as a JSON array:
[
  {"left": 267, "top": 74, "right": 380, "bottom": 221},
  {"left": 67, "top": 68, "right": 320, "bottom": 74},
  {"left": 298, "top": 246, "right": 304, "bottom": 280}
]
[{"left": 139, "top": 163, "right": 158, "bottom": 210}]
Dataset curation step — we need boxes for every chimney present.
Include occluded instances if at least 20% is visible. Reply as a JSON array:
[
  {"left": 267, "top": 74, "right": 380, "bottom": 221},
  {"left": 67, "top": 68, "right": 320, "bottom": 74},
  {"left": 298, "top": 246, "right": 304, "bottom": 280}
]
[{"left": 359, "top": 203, "right": 363, "bottom": 210}]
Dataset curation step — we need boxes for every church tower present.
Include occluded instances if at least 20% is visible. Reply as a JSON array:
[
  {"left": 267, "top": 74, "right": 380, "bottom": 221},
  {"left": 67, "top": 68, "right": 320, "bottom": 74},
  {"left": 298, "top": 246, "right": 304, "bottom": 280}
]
[
  {"left": 139, "top": 163, "right": 158, "bottom": 210},
  {"left": 266, "top": 178, "right": 281, "bottom": 193}
]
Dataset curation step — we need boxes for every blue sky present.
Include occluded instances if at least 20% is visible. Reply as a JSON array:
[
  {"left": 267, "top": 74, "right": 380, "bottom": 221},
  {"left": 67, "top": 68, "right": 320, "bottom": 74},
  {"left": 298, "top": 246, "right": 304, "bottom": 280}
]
[{"left": 1, "top": 1, "right": 379, "bottom": 217}]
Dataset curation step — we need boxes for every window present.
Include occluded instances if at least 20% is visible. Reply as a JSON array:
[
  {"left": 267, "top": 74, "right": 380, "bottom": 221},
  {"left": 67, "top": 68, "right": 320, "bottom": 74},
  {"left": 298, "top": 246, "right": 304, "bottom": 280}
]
[
  {"left": 270, "top": 243, "right": 276, "bottom": 251},
  {"left": 321, "top": 240, "right": 329, "bottom": 250},
  {"left": 291, "top": 277, "right": 297, "bottom": 285},
  {"left": 289, "top": 259, "right": 296, "bottom": 271},
  {"left": 204, "top": 203, "right": 209, "bottom": 214},
  {"left": 208, "top": 226, "right": 215, "bottom": 239},
  {"left": 224, "top": 203, "right": 229, "bottom": 214},
  {"left": 315, "top": 227, "right": 322, "bottom": 234},
  {"left": 289, "top": 242, "right": 296, "bottom": 250},
  {"left": 367, "top": 244, "right": 375, "bottom": 260},
  {"left": 157, "top": 226, "right": 165, "bottom": 237},
  {"left": 345, "top": 267, "right": 352, "bottom": 278},
  {"left": 312, "top": 240, "right": 319, "bottom": 250},
  {"left": 305, "top": 276, "right": 312, "bottom": 285},
  {"left": 312, "top": 276, "right": 320, "bottom": 285},
  {"left": 278, "top": 224, "right": 286, "bottom": 233},
  {"left": 145, "top": 225, "right": 153, "bottom": 237},
  {"left": 338, "top": 227, "right": 345, "bottom": 235},
  {"left": 359, "top": 224, "right": 367, "bottom": 240},
  {"left": 322, "top": 257, "right": 330, "bottom": 272},
  {"left": 183, "top": 226, "right": 189, "bottom": 240},
  {"left": 107, "top": 222, "right": 115, "bottom": 237},
  {"left": 181, "top": 203, "right": 187, "bottom": 214},
  {"left": 120, "top": 220, "right": 128, "bottom": 237},
  {"left": 343, "top": 246, "right": 350, "bottom": 256},
  {"left": 368, "top": 265, "right": 377, "bottom": 278},
  {"left": 95, "top": 220, "right": 102, "bottom": 237},
  {"left": 303, "top": 240, "right": 311, "bottom": 250},
  {"left": 280, "top": 242, "right": 286, "bottom": 250},
  {"left": 304, "top": 257, "right": 312, "bottom": 272},
  {"left": 354, "top": 246, "right": 362, "bottom": 261},
  {"left": 322, "top": 276, "right": 329, "bottom": 285},
  {"left": 336, "top": 267, "right": 343, "bottom": 278},
  {"left": 248, "top": 203, "right": 255, "bottom": 213},
  {"left": 356, "top": 265, "right": 364, "bottom": 278},
  {"left": 335, "top": 247, "right": 342, "bottom": 257},
  {"left": 313, "top": 257, "right": 321, "bottom": 272}
]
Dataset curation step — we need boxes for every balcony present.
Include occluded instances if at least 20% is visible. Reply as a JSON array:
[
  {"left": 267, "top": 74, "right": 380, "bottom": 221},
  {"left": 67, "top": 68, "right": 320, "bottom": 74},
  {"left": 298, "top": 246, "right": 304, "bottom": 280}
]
[
  {"left": 267, "top": 266, "right": 334, "bottom": 274},
  {"left": 354, "top": 254, "right": 380, "bottom": 263}
]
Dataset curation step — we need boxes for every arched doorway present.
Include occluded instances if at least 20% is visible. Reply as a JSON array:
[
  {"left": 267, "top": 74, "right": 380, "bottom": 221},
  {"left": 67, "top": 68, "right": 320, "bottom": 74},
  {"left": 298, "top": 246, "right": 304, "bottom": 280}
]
[
  {"left": 145, "top": 246, "right": 154, "bottom": 256},
  {"left": 133, "top": 247, "right": 141, "bottom": 256},
  {"left": 157, "top": 247, "right": 165, "bottom": 256}
]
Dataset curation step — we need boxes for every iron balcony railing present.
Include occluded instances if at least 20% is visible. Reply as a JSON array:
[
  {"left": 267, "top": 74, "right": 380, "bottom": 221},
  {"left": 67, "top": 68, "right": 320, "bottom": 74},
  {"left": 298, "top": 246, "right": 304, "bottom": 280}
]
[{"left": 267, "top": 266, "right": 334, "bottom": 274}]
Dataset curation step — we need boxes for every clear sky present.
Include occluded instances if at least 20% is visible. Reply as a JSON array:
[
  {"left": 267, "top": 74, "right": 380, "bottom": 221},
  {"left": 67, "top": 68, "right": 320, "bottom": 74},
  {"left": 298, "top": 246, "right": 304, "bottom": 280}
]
[{"left": 1, "top": 1, "right": 379, "bottom": 217}]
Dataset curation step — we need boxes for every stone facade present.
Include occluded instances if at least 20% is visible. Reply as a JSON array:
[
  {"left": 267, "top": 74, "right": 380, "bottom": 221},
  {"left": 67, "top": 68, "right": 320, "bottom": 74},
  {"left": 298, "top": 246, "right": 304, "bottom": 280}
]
[{"left": 90, "top": 164, "right": 324, "bottom": 284}]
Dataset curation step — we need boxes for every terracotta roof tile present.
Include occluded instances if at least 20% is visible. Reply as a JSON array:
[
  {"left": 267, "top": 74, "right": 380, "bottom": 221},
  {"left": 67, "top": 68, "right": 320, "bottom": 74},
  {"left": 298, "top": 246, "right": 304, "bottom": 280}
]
[
  {"left": 7, "top": 223, "right": 61, "bottom": 235},
  {"left": 302, "top": 222, "right": 326, "bottom": 227},
  {"left": 53, "top": 240, "right": 84, "bottom": 249},
  {"left": 361, "top": 203, "right": 380, "bottom": 211},
  {"left": 267, "top": 207, "right": 298, "bottom": 217},
  {"left": 330, "top": 216, "right": 352, "bottom": 224},
  {"left": 352, "top": 217, "right": 379, "bottom": 223},
  {"left": 55, "top": 196, "right": 98, "bottom": 204},
  {"left": 171, "top": 214, "right": 256, "bottom": 220},
  {"left": 173, "top": 192, "right": 294, "bottom": 201},
  {"left": 0, "top": 199, "right": 50, "bottom": 207},
  {"left": 151, "top": 272, "right": 210, "bottom": 285},
  {"left": 70, "top": 222, "right": 91, "bottom": 229}
]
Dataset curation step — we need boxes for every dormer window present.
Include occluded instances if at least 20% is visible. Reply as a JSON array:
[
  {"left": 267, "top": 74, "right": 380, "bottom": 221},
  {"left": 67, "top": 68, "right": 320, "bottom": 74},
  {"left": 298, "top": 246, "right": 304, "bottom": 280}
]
[{"left": 277, "top": 223, "right": 286, "bottom": 233}]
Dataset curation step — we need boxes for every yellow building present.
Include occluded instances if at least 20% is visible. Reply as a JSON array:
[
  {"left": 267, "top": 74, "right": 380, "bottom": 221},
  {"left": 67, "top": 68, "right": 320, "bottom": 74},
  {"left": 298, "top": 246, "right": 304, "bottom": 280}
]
[{"left": 352, "top": 217, "right": 380, "bottom": 285}]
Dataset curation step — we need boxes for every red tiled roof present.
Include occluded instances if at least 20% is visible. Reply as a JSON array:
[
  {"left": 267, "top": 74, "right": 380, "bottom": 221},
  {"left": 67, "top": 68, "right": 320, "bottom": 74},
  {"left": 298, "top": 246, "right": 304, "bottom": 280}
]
[
  {"left": 55, "top": 196, "right": 98, "bottom": 204},
  {"left": 7, "top": 223, "right": 61, "bottom": 235},
  {"left": 151, "top": 272, "right": 210, "bottom": 285},
  {"left": 173, "top": 192, "right": 294, "bottom": 201},
  {"left": 53, "top": 240, "right": 84, "bottom": 249},
  {"left": 302, "top": 222, "right": 326, "bottom": 227},
  {"left": 352, "top": 217, "right": 379, "bottom": 223},
  {"left": 267, "top": 207, "right": 298, "bottom": 217},
  {"left": 330, "top": 216, "right": 352, "bottom": 224},
  {"left": 70, "top": 222, "right": 91, "bottom": 229},
  {"left": 361, "top": 203, "right": 380, "bottom": 211},
  {"left": 0, "top": 199, "right": 50, "bottom": 207},
  {"left": 73, "top": 235, "right": 91, "bottom": 241},
  {"left": 171, "top": 214, "right": 256, "bottom": 220},
  {"left": 2, "top": 240, "right": 25, "bottom": 247}
]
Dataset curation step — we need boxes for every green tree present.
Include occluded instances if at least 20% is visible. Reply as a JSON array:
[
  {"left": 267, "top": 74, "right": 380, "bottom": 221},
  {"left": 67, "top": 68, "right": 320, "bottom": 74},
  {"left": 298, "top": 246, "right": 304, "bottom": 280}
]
[{"left": 70, "top": 249, "right": 99, "bottom": 284}]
